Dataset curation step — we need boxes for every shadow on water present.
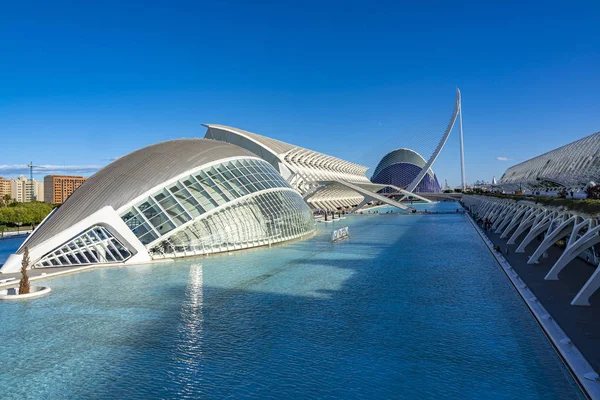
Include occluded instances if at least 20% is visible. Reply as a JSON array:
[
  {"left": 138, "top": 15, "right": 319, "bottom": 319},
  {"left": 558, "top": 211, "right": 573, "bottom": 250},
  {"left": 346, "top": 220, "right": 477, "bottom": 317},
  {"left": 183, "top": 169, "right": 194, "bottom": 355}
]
[{"left": 0, "top": 214, "right": 586, "bottom": 399}]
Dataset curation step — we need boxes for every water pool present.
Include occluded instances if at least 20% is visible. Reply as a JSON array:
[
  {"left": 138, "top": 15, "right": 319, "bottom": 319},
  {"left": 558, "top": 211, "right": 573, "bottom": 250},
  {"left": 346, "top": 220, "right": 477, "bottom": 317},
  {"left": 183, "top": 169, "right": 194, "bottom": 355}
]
[
  {"left": 363, "top": 201, "right": 462, "bottom": 214},
  {"left": 0, "top": 236, "right": 24, "bottom": 265},
  {"left": 0, "top": 211, "right": 584, "bottom": 399}
]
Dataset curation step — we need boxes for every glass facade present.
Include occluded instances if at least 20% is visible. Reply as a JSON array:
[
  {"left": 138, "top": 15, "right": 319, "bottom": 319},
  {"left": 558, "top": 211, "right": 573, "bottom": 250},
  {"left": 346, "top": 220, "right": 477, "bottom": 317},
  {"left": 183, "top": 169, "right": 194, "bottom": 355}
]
[
  {"left": 120, "top": 158, "right": 293, "bottom": 245},
  {"left": 35, "top": 225, "right": 132, "bottom": 268},
  {"left": 120, "top": 158, "right": 314, "bottom": 258},
  {"left": 149, "top": 190, "right": 315, "bottom": 258}
]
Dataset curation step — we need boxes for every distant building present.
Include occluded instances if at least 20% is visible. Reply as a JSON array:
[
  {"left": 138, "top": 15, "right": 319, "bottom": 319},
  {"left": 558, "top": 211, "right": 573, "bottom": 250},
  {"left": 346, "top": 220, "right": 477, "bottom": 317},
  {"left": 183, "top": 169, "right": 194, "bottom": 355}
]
[
  {"left": 498, "top": 130, "right": 600, "bottom": 194},
  {"left": 10, "top": 175, "right": 44, "bottom": 203},
  {"left": 472, "top": 180, "right": 492, "bottom": 192},
  {"left": 44, "top": 175, "right": 87, "bottom": 204},
  {"left": 0, "top": 177, "right": 11, "bottom": 199},
  {"left": 371, "top": 148, "right": 441, "bottom": 193}
]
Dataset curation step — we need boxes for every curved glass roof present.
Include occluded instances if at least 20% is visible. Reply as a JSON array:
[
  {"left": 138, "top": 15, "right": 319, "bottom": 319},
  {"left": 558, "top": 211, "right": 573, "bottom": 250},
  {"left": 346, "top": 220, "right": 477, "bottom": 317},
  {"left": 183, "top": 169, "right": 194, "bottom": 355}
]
[{"left": 20, "top": 139, "right": 256, "bottom": 252}]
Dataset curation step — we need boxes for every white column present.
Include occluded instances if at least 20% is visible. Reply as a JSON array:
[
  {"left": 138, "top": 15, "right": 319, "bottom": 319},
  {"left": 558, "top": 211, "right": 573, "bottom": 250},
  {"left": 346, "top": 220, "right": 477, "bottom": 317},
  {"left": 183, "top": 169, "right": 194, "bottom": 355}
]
[{"left": 458, "top": 100, "right": 466, "bottom": 191}]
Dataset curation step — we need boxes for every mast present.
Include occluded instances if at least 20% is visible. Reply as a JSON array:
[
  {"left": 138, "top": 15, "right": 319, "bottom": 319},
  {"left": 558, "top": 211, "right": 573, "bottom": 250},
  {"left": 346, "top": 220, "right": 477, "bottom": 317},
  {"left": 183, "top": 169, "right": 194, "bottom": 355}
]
[{"left": 457, "top": 89, "right": 466, "bottom": 191}]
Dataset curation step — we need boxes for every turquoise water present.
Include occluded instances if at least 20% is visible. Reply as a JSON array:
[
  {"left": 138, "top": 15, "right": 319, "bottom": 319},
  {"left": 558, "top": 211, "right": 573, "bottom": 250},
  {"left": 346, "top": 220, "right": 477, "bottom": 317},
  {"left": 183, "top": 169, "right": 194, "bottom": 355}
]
[
  {"left": 363, "top": 201, "right": 462, "bottom": 214},
  {"left": 0, "top": 203, "right": 584, "bottom": 399},
  {"left": 0, "top": 236, "right": 24, "bottom": 265}
]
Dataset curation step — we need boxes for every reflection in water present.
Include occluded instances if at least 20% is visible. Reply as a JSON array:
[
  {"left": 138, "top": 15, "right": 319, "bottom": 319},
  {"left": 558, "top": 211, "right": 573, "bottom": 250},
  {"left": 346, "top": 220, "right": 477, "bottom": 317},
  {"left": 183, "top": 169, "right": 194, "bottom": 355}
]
[
  {"left": 182, "top": 263, "right": 204, "bottom": 347},
  {"left": 170, "top": 263, "right": 204, "bottom": 393}
]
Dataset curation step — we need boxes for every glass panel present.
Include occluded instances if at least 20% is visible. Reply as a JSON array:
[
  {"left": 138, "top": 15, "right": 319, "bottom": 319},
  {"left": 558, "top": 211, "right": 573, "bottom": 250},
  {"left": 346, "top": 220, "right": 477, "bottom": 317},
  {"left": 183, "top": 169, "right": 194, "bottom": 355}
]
[
  {"left": 154, "top": 219, "right": 176, "bottom": 235},
  {"left": 130, "top": 220, "right": 151, "bottom": 238},
  {"left": 138, "top": 229, "right": 159, "bottom": 245},
  {"left": 183, "top": 178, "right": 218, "bottom": 210},
  {"left": 154, "top": 189, "right": 180, "bottom": 212},
  {"left": 154, "top": 191, "right": 190, "bottom": 226},
  {"left": 245, "top": 173, "right": 267, "bottom": 190},
  {"left": 138, "top": 199, "right": 174, "bottom": 232},
  {"left": 170, "top": 182, "right": 203, "bottom": 218},
  {"left": 206, "top": 168, "right": 236, "bottom": 199},
  {"left": 230, "top": 167, "right": 256, "bottom": 192},
  {"left": 199, "top": 170, "right": 230, "bottom": 202}
]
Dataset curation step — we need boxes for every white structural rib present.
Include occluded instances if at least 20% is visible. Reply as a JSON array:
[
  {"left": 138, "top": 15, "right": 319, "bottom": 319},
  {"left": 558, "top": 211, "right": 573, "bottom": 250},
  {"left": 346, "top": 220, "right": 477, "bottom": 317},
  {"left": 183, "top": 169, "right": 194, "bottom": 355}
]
[
  {"left": 458, "top": 93, "right": 466, "bottom": 191},
  {"left": 404, "top": 88, "right": 462, "bottom": 194},
  {"left": 353, "top": 182, "right": 432, "bottom": 203},
  {"left": 311, "top": 180, "right": 412, "bottom": 211},
  {"left": 463, "top": 195, "right": 600, "bottom": 307}
]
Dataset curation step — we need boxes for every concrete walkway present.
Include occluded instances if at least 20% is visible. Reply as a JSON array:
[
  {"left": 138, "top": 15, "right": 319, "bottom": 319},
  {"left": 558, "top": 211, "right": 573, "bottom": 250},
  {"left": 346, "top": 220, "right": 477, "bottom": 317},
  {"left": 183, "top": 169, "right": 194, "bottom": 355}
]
[
  {"left": 481, "top": 223, "right": 600, "bottom": 373},
  {"left": 0, "top": 266, "right": 96, "bottom": 288},
  {"left": 0, "top": 230, "right": 31, "bottom": 239}
]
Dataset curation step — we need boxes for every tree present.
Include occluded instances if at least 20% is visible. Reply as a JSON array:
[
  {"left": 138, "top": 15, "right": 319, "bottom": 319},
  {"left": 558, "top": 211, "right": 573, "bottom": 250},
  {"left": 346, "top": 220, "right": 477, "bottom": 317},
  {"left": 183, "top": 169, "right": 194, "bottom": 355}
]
[
  {"left": 558, "top": 188, "right": 568, "bottom": 199},
  {"left": 19, "top": 246, "right": 31, "bottom": 295},
  {"left": 2, "top": 194, "right": 12, "bottom": 207},
  {"left": 0, "top": 201, "right": 54, "bottom": 227},
  {"left": 586, "top": 184, "right": 600, "bottom": 200}
]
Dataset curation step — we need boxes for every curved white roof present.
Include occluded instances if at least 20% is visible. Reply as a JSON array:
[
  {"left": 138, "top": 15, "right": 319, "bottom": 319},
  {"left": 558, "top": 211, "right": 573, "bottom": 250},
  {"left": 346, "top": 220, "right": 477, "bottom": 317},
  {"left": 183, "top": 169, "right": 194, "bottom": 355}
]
[
  {"left": 204, "top": 124, "right": 369, "bottom": 174},
  {"left": 204, "top": 124, "right": 295, "bottom": 155},
  {"left": 372, "top": 148, "right": 435, "bottom": 179},
  {"left": 20, "top": 139, "right": 255, "bottom": 252},
  {"left": 499, "top": 131, "right": 600, "bottom": 190}
]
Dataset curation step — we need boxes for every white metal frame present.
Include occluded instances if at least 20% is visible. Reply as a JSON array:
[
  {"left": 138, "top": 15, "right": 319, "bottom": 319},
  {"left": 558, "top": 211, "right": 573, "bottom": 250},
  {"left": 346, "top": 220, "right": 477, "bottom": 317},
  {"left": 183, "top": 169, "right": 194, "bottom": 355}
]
[{"left": 464, "top": 195, "right": 600, "bottom": 306}]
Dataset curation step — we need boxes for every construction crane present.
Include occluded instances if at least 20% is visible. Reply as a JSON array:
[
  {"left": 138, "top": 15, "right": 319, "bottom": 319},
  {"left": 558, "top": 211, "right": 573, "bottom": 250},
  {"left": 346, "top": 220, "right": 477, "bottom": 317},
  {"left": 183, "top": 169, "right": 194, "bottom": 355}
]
[{"left": 26, "top": 162, "right": 45, "bottom": 202}]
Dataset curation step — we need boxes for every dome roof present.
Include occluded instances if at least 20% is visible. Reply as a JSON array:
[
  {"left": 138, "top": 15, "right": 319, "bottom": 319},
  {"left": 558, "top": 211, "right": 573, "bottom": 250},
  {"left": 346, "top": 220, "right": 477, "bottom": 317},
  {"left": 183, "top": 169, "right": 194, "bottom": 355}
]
[
  {"left": 372, "top": 148, "right": 435, "bottom": 179},
  {"left": 21, "top": 138, "right": 255, "bottom": 251}
]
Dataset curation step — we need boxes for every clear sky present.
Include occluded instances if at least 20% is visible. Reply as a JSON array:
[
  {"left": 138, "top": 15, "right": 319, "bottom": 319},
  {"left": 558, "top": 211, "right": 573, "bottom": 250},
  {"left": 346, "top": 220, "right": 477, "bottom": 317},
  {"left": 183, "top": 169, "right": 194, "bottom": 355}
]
[{"left": 1, "top": 1, "right": 599, "bottom": 187}]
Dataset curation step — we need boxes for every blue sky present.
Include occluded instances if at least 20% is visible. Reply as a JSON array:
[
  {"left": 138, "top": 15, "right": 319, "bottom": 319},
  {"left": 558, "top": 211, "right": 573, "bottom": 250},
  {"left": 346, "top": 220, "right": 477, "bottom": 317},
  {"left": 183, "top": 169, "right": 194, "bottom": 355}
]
[{"left": 1, "top": 1, "right": 599, "bottom": 187}]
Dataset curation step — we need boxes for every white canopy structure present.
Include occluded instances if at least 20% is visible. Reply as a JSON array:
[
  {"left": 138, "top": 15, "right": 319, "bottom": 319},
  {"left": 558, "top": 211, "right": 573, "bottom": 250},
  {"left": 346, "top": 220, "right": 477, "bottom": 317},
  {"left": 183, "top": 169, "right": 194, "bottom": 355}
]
[{"left": 498, "top": 131, "right": 600, "bottom": 193}]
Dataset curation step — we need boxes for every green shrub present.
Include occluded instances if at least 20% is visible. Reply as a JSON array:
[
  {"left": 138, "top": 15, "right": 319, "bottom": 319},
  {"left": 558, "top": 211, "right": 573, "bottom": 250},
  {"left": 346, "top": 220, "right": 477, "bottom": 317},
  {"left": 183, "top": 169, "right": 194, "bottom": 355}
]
[
  {"left": 586, "top": 184, "right": 600, "bottom": 200},
  {"left": 0, "top": 201, "right": 54, "bottom": 227}
]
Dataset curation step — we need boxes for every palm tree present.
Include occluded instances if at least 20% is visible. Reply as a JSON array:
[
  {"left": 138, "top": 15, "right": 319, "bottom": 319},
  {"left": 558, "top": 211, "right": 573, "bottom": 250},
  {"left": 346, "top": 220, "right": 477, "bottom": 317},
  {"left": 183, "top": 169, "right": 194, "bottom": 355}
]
[{"left": 19, "top": 247, "right": 31, "bottom": 295}]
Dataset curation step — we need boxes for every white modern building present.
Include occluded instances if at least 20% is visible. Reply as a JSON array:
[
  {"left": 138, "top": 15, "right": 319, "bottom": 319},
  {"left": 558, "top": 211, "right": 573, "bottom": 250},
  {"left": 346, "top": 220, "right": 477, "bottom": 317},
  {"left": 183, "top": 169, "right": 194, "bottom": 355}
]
[
  {"left": 1, "top": 139, "right": 316, "bottom": 273},
  {"left": 10, "top": 175, "right": 44, "bottom": 202},
  {"left": 371, "top": 148, "right": 441, "bottom": 193},
  {"left": 498, "top": 131, "right": 600, "bottom": 194},
  {"left": 204, "top": 124, "right": 415, "bottom": 211}
]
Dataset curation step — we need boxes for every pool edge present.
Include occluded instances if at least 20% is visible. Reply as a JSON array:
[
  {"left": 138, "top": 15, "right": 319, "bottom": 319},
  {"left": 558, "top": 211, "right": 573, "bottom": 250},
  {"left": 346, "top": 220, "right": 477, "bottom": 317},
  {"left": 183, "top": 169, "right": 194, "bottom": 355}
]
[{"left": 466, "top": 212, "right": 600, "bottom": 400}]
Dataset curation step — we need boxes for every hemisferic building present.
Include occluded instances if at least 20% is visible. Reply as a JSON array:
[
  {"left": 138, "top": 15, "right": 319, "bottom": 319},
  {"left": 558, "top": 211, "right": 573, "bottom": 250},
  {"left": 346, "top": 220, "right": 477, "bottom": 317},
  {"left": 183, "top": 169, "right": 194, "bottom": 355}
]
[{"left": 1, "top": 139, "right": 315, "bottom": 273}]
